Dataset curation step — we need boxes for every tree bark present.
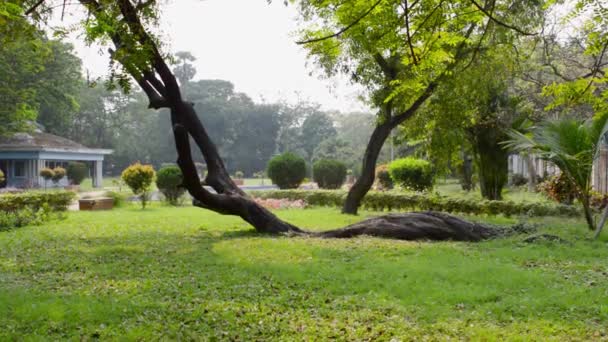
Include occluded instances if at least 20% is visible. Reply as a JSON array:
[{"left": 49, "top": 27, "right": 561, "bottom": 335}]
[
  {"left": 342, "top": 122, "right": 392, "bottom": 214},
  {"left": 317, "top": 211, "right": 500, "bottom": 241},
  {"left": 525, "top": 152, "right": 537, "bottom": 192}
]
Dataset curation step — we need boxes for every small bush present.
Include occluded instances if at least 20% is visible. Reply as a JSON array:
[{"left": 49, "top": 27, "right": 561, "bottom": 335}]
[
  {"left": 537, "top": 173, "right": 580, "bottom": 205},
  {"left": 156, "top": 166, "right": 185, "bottom": 206},
  {"left": 51, "top": 167, "right": 66, "bottom": 184},
  {"left": 67, "top": 162, "right": 88, "bottom": 185},
  {"left": 235, "top": 171, "right": 244, "bottom": 179},
  {"left": 267, "top": 152, "right": 306, "bottom": 189},
  {"left": 375, "top": 165, "right": 393, "bottom": 190},
  {"left": 313, "top": 159, "right": 347, "bottom": 189},
  {"left": 105, "top": 191, "right": 126, "bottom": 208},
  {"left": 121, "top": 163, "right": 156, "bottom": 209},
  {"left": 388, "top": 157, "right": 434, "bottom": 191},
  {"left": 511, "top": 173, "right": 528, "bottom": 187},
  {"left": 0, "top": 169, "right": 4, "bottom": 183}
]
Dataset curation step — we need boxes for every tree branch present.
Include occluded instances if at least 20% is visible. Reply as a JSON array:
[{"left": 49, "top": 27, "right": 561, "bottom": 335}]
[
  {"left": 470, "top": 0, "right": 536, "bottom": 36},
  {"left": 25, "top": 0, "right": 46, "bottom": 15},
  {"left": 296, "top": 0, "right": 383, "bottom": 45}
]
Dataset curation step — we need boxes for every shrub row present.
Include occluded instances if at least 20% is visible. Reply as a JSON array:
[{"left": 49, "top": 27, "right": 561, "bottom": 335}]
[
  {"left": 0, "top": 205, "right": 57, "bottom": 231},
  {"left": 249, "top": 190, "right": 581, "bottom": 217},
  {"left": 0, "top": 191, "right": 76, "bottom": 212}
]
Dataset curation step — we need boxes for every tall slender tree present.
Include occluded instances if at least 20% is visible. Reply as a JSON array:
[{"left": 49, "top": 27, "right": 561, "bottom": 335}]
[{"left": 293, "top": 0, "right": 548, "bottom": 213}]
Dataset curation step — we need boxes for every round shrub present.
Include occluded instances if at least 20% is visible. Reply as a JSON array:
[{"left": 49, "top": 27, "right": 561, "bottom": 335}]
[
  {"left": 375, "top": 164, "right": 393, "bottom": 190},
  {"left": 51, "top": 167, "right": 66, "bottom": 184},
  {"left": 66, "top": 162, "right": 88, "bottom": 185},
  {"left": 40, "top": 168, "right": 54, "bottom": 181},
  {"left": 388, "top": 157, "right": 434, "bottom": 191},
  {"left": 267, "top": 152, "right": 306, "bottom": 189},
  {"left": 235, "top": 171, "right": 244, "bottom": 179},
  {"left": 0, "top": 169, "right": 4, "bottom": 183},
  {"left": 121, "top": 162, "right": 156, "bottom": 209},
  {"left": 313, "top": 159, "right": 347, "bottom": 189},
  {"left": 156, "top": 165, "right": 185, "bottom": 206}
]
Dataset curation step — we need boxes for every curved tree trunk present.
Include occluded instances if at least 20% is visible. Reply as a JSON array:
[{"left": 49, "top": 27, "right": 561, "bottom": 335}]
[
  {"left": 342, "top": 122, "right": 392, "bottom": 215},
  {"left": 79, "top": 0, "right": 503, "bottom": 243}
]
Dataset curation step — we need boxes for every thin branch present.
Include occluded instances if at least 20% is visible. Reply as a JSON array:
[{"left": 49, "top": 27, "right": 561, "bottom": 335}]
[
  {"left": 296, "top": 0, "right": 383, "bottom": 45},
  {"left": 25, "top": 0, "right": 46, "bottom": 15},
  {"left": 403, "top": 0, "right": 418, "bottom": 65},
  {"left": 470, "top": 0, "right": 536, "bottom": 36}
]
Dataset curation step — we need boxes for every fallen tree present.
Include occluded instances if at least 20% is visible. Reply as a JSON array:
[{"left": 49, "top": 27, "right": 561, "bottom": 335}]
[{"left": 21, "top": 0, "right": 512, "bottom": 241}]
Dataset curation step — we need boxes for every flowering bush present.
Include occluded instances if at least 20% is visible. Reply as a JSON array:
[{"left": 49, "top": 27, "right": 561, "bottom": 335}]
[
  {"left": 537, "top": 173, "right": 580, "bottom": 205},
  {"left": 121, "top": 162, "right": 156, "bottom": 209},
  {"left": 253, "top": 197, "right": 308, "bottom": 210}
]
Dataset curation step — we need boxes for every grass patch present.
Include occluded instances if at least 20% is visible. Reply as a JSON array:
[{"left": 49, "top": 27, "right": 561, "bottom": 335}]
[{"left": 0, "top": 205, "right": 607, "bottom": 340}]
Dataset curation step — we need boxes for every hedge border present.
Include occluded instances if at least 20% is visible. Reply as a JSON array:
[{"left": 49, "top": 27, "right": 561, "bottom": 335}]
[
  {"left": 249, "top": 190, "right": 581, "bottom": 218},
  {"left": 0, "top": 191, "right": 76, "bottom": 212}
]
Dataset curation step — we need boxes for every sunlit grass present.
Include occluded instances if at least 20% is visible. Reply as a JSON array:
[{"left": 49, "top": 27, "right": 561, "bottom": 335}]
[{"left": 0, "top": 204, "right": 606, "bottom": 339}]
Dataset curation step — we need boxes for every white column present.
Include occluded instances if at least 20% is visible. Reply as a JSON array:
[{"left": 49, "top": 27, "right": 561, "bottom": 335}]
[
  {"left": 93, "top": 160, "right": 103, "bottom": 188},
  {"left": 37, "top": 159, "right": 45, "bottom": 188}
]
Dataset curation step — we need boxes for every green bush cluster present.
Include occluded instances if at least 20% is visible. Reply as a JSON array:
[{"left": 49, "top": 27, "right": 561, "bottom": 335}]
[
  {"left": 105, "top": 191, "right": 127, "bottom": 208},
  {"left": 313, "top": 159, "right": 347, "bottom": 189},
  {"left": 388, "top": 157, "right": 434, "bottom": 191},
  {"left": 0, "top": 205, "right": 54, "bottom": 231},
  {"left": 267, "top": 152, "right": 306, "bottom": 189},
  {"left": 0, "top": 191, "right": 76, "bottom": 212},
  {"left": 0, "top": 169, "right": 4, "bottom": 183},
  {"left": 156, "top": 166, "right": 185, "bottom": 206},
  {"left": 0, "top": 191, "right": 75, "bottom": 230},
  {"left": 66, "top": 162, "right": 88, "bottom": 185},
  {"left": 249, "top": 190, "right": 581, "bottom": 218},
  {"left": 375, "top": 164, "right": 393, "bottom": 190}
]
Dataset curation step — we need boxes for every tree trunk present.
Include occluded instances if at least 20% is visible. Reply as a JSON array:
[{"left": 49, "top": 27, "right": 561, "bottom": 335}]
[
  {"left": 525, "top": 152, "right": 537, "bottom": 192},
  {"left": 471, "top": 125, "right": 509, "bottom": 201},
  {"left": 459, "top": 148, "right": 474, "bottom": 191},
  {"left": 342, "top": 122, "right": 392, "bottom": 214}
]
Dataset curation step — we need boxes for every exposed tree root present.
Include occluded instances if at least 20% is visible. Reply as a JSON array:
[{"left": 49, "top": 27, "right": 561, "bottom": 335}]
[{"left": 309, "top": 211, "right": 504, "bottom": 242}]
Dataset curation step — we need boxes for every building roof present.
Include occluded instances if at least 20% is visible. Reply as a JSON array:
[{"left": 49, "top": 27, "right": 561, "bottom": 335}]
[{"left": 0, "top": 131, "right": 112, "bottom": 155}]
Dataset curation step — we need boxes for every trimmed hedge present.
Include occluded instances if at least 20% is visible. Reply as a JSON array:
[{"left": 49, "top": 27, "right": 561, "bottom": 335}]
[
  {"left": 313, "top": 159, "right": 347, "bottom": 189},
  {"left": 156, "top": 165, "right": 185, "bottom": 206},
  {"left": 267, "top": 152, "right": 306, "bottom": 189},
  {"left": 388, "top": 157, "right": 434, "bottom": 191},
  {"left": 0, "top": 191, "right": 76, "bottom": 212},
  {"left": 249, "top": 189, "right": 581, "bottom": 218}
]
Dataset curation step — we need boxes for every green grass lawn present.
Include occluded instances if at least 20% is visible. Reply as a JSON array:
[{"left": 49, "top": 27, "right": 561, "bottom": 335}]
[{"left": 1, "top": 205, "right": 607, "bottom": 340}]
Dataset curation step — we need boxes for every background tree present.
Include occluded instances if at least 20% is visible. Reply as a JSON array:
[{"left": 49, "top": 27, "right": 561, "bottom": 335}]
[{"left": 293, "top": 0, "right": 548, "bottom": 214}]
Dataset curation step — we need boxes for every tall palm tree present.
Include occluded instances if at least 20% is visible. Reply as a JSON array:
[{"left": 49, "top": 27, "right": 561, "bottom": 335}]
[{"left": 503, "top": 113, "right": 608, "bottom": 238}]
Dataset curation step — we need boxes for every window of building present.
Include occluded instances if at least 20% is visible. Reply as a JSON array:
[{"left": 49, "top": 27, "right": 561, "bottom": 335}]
[{"left": 14, "top": 161, "right": 26, "bottom": 178}]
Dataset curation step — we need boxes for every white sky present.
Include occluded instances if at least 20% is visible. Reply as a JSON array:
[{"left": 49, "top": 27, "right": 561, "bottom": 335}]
[{"left": 63, "top": 0, "right": 369, "bottom": 112}]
